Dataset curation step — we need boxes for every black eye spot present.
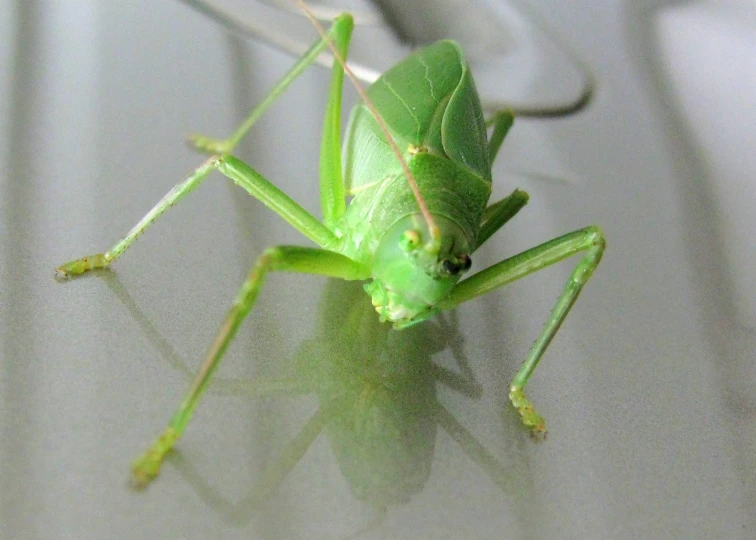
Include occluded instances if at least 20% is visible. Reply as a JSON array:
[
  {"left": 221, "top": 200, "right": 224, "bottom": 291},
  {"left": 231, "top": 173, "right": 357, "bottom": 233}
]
[
  {"left": 459, "top": 254, "right": 472, "bottom": 271},
  {"left": 442, "top": 259, "right": 461, "bottom": 275},
  {"left": 399, "top": 230, "right": 421, "bottom": 252}
]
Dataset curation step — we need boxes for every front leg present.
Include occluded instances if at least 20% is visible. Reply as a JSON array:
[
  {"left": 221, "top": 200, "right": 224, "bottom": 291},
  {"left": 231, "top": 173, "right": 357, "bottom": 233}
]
[
  {"left": 130, "top": 245, "right": 369, "bottom": 488},
  {"left": 437, "top": 226, "right": 605, "bottom": 436}
]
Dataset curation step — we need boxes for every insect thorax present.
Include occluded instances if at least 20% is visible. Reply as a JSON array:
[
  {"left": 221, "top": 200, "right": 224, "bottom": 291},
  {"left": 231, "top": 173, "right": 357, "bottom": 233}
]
[{"left": 333, "top": 40, "right": 493, "bottom": 326}]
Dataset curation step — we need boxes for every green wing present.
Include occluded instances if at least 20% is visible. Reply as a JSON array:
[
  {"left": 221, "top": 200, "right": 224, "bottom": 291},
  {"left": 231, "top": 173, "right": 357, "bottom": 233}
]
[{"left": 343, "top": 41, "right": 491, "bottom": 194}]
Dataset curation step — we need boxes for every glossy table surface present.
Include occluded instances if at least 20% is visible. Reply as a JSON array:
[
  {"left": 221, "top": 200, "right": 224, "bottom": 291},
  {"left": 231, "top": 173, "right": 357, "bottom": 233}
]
[{"left": 1, "top": 1, "right": 753, "bottom": 539}]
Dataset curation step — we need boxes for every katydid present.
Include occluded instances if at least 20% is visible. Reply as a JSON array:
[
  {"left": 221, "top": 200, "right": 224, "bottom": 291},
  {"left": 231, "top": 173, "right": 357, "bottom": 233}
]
[{"left": 56, "top": 3, "right": 605, "bottom": 489}]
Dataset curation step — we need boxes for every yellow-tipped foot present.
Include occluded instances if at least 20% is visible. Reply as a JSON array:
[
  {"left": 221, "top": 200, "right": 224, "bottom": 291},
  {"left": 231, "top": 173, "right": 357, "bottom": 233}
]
[
  {"left": 509, "top": 386, "right": 547, "bottom": 440},
  {"left": 55, "top": 253, "right": 109, "bottom": 279},
  {"left": 130, "top": 427, "right": 179, "bottom": 490},
  {"left": 130, "top": 456, "right": 160, "bottom": 490}
]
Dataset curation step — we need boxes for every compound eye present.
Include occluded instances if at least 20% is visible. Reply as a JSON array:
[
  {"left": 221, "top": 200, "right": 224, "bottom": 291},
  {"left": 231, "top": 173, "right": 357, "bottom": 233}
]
[
  {"left": 399, "top": 230, "right": 422, "bottom": 252},
  {"left": 441, "top": 258, "right": 462, "bottom": 275},
  {"left": 458, "top": 254, "right": 472, "bottom": 272}
]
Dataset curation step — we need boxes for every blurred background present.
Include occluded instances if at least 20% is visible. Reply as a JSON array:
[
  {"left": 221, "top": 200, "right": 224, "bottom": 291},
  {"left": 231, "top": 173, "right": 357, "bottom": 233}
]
[{"left": 1, "top": 0, "right": 754, "bottom": 538}]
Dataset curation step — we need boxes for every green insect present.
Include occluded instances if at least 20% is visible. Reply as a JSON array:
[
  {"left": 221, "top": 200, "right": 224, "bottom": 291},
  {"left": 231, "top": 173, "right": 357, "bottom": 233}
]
[{"left": 56, "top": 4, "right": 605, "bottom": 489}]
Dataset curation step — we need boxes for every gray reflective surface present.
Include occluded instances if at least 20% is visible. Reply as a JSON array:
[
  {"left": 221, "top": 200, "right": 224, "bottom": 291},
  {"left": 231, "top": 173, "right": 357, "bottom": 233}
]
[
  {"left": 182, "top": 0, "right": 594, "bottom": 113},
  {"left": 1, "top": 1, "right": 753, "bottom": 539}
]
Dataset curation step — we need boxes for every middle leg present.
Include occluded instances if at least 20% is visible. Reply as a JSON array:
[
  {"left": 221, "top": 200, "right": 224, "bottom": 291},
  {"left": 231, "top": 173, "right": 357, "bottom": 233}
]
[
  {"left": 476, "top": 189, "right": 530, "bottom": 249},
  {"left": 437, "top": 226, "right": 605, "bottom": 436},
  {"left": 56, "top": 155, "right": 339, "bottom": 277}
]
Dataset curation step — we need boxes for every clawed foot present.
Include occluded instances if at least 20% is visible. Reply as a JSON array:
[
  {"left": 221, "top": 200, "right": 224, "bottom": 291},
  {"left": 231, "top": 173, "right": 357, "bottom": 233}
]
[
  {"left": 130, "top": 427, "right": 179, "bottom": 490},
  {"left": 189, "top": 133, "right": 233, "bottom": 155},
  {"left": 509, "top": 386, "right": 547, "bottom": 440},
  {"left": 55, "top": 253, "right": 109, "bottom": 279}
]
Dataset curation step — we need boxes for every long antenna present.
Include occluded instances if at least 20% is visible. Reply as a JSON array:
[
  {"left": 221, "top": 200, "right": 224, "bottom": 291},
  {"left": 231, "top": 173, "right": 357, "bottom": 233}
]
[{"left": 294, "top": 0, "right": 440, "bottom": 242}]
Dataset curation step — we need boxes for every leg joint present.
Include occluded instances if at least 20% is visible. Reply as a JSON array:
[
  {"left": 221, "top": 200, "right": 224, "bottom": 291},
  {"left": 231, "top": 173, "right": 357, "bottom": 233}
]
[
  {"left": 585, "top": 225, "right": 606, "bottom": 252},
  {"left": 570, "top": 225, "right": 605, "bottom": 286},
  {"left": 261, "top": 246, "right": 284, "bottom": 266}
]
